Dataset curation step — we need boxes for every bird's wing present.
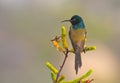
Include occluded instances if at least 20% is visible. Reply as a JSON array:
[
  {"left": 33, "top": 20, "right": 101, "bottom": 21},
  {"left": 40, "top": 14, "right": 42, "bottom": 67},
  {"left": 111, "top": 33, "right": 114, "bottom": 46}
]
[
  {"left": 85, "top": 29, "right": 87, "bottom": 39},
  {"left": 69, "top": 27, "right": 77, "bottom": 50}
]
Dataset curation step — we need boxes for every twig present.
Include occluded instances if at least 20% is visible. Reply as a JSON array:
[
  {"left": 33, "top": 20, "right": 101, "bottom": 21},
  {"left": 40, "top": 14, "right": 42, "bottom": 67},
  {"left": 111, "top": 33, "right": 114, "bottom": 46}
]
[{"left": 54, "top": 49, "right": 69, "bottom": 83}]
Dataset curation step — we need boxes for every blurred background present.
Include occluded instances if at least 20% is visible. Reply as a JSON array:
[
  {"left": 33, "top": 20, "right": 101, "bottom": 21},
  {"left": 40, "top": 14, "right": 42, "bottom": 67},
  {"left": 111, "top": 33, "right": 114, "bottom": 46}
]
[{"left": 0, "top": 0, "right": 120, "bottom": 83}]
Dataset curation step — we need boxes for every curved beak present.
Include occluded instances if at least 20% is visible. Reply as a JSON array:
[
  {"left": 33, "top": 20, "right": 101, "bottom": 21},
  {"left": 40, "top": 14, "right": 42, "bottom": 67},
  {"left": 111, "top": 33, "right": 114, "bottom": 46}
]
[{"left": 61, "top": 20, "right": 71, "bottom": 23}]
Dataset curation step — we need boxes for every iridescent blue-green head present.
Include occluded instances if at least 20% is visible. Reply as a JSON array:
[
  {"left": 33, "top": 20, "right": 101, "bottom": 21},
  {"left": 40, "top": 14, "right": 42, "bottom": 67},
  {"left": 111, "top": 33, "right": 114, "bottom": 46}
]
[{"left": 62, "top": 15, "right": 85, "bottom": 29}]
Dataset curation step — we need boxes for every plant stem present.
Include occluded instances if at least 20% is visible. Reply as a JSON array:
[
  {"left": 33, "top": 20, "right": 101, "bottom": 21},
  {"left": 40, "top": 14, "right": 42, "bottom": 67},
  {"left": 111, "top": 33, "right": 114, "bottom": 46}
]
[{"left": 54, "top": 49, "right": 69, "bottom": 83}]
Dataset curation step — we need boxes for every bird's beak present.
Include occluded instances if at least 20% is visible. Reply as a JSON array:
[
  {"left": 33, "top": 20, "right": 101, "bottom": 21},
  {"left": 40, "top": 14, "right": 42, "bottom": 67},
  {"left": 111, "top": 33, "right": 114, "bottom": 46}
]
[{"left": 61, "top": 20, "right": 71, "bottom": 23}]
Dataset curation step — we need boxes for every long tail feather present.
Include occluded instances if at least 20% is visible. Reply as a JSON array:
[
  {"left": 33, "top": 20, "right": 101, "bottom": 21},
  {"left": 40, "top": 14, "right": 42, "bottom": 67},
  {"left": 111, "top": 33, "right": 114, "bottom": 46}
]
[{"left": 75, "top": 48, "right": 82, "bottom": 74}]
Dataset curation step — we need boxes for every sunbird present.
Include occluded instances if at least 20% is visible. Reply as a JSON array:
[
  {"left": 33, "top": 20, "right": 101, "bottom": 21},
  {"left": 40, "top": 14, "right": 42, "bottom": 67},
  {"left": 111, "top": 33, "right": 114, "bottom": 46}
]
[{"left": 62, "top": 15, "right": 87, "bottom": 74}]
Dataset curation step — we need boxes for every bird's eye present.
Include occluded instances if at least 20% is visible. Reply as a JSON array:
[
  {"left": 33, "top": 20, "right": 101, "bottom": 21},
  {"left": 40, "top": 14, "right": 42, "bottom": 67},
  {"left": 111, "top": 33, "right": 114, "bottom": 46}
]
[{"left": 72, "top": 19, "right": 76, "bottom": 21}]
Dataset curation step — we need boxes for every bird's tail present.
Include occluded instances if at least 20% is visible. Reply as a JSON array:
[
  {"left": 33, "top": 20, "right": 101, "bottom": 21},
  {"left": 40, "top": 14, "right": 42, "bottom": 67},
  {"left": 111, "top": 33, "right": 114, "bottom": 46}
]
[{"left": 75, "top": 47, "right": 82, "bottom": 74}]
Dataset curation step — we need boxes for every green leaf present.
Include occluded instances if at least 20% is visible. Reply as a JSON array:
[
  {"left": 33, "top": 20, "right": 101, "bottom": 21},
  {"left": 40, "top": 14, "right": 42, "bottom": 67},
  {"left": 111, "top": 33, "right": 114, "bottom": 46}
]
[
  {"left": 61, "top": 69, "right": 93, "bottom": 83},
  {"left": 51, "top": 71, "right": 56, "bottom": 81},
  {"left": 79, "top": 69, "right": 93, "bottom": 80}
]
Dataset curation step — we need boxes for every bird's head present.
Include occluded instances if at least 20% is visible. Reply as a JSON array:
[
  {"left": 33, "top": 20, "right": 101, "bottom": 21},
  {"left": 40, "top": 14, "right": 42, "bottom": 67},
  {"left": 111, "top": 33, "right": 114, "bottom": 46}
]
[
  {"left": 62, "top": 15, "right": 83, "bottom": 25},
  {"left": 61, "top": 15, "right": 85, "bottom": 29},
  {"left": 70, "top": 15, "right": 83, "bottom": 25}
]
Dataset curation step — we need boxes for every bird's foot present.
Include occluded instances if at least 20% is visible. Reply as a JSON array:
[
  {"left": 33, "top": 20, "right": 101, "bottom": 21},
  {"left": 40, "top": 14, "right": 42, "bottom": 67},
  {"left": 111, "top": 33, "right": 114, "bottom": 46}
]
[{"left": 83, "top": 49, "right": 86, "bottom": 53}]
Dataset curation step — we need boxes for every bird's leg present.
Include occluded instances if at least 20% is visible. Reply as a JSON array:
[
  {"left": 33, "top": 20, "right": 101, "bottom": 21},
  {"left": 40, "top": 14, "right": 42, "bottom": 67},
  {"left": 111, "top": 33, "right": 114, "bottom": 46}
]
[
  {"left": 80, "top": 48, "right": 86, "bottom": 53},
  {"left": 83, "top": 48, "right": 86, "bottom": 53}
]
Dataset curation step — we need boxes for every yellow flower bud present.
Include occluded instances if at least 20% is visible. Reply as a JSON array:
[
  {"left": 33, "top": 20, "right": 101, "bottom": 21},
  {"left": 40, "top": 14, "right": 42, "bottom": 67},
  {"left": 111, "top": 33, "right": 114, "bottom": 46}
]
[
  {"left": 58, "top": 75, "right": 65, "bottom": 82},
  {"left": 46, "top": 62, "right": 58, "bottom": 74},
  {"left": 84, "top": 46, "right": 96, "bottom": 52},
  {"left": 51, "top": 36, "right": 63, "bottom": 52},
  {"left": 61, "top": 26, "right": 68, "bottom": 49}
]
